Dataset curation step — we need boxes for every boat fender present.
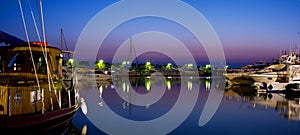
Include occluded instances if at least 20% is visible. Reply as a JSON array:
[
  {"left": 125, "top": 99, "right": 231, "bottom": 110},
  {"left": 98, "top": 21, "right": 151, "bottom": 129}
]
[
  {"left": 268, "top": 84, "right": 273, "bottom": 90},
  {"left": 262, "top": 82, "right": 268, "bottom": 89}
]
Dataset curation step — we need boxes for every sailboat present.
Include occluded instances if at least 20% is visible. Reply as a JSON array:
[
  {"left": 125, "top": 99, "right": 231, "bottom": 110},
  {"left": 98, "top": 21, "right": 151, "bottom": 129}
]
[
  {"left": 0, "top": 0, "right": 79, "bottom": 134},
  {"left": 112, "top": 37, "right": 141, "bottom": 78}
]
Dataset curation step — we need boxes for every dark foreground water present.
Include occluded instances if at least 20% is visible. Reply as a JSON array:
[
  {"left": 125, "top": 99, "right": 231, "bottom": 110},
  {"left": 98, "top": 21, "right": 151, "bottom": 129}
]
[{"left": 69, "top": 76, "right": 300, "bottom": 135}]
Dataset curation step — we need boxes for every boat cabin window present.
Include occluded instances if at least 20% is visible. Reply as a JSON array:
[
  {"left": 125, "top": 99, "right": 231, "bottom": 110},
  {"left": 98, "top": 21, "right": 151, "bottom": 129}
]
[
  {"left": 8, "top": 53, "right": 26, "bottom": 71},
  {"left": 6, "top": 52, "right": 47, "bottom": 73},
  {"left": 30, "top": 54, "right": 46, "bottom": 74},
  {"left": 0, "top": 55, "right": 4, "bottom": 72}
]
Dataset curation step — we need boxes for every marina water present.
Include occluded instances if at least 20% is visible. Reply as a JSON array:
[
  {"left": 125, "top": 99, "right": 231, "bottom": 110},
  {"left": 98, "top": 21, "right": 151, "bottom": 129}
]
[{"left": 70, "top": 76, "right": 300, "bottom": 135}]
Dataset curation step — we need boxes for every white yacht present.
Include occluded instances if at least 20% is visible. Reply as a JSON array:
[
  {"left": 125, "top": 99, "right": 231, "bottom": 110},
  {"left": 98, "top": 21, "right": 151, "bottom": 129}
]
[
  {"left": 248, "top": 64, "right": 286, "bottom": 83},
  {"left": 254, "top": 64, "right": 300, "bottom": 91}
]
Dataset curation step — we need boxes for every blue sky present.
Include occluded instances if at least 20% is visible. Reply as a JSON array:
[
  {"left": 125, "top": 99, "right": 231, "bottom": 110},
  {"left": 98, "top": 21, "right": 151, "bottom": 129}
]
[{"left": 1, "top": 0, "right": 300, "bottom": 67}]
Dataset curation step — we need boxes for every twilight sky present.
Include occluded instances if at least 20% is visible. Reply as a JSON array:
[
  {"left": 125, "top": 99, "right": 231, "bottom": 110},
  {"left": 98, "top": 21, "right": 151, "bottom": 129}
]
[{"left": 1, "top": 0, "right": 300, "bottom": 67}]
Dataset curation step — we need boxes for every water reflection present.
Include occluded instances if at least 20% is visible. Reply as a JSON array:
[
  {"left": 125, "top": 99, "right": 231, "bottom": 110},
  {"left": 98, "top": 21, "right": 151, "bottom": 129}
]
[
  {"left": 74, "top": 77, "right": 300, "bottom": 135},
  {"left": 250, "top": 93, "right": 300, "bottom": 121},
  {"left": 277, "top": 99, "right": 300, "bottom": 120},
  {"left": 205, "top": 78, "right": 211, "bottom": 90},
  {"left": 225, "top": 85, "right": 300, "bottom": 121},
  {"left": 166, "top": 79, "right": 171, "bottom": 90},
  {"left": 82, "top": 76, "right": 224, "bottom": 121}
]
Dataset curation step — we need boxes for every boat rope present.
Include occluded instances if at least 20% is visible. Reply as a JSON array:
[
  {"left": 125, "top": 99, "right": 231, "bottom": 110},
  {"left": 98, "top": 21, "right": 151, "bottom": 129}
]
[
  {"left": 35, "top": 0, "right": 59, "bottom": 107},
  {"left": 27, "top": 0, "right": 41, "bottom": 41},
  {"left": 18, "top": 0, "right": 41, "bottom": 91},
  {"left": 31, "top": 0, "right": 56, "bottom": 92},
  {"left": 39, "top": 0, "right": 54, "bottom": 110}
]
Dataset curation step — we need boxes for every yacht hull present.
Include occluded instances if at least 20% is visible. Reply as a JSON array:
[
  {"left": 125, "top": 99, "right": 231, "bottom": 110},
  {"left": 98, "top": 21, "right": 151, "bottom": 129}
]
[
  {"left": 249, "top": 74, "right": 278, "bottom": 83},
  {"left": 0, "top": 106, "right": 79, "bottom": 134}
]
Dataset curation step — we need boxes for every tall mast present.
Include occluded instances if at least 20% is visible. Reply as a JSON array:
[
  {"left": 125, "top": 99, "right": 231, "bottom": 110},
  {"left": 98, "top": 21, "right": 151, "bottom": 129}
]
[
  {"left": 60, "top": 29, "right": 63, "bottom": 49},
  {"left": 129, "top": 36, "right": 132, "bottom": 70},
  {"left": 297, "top": 32, "right": 300, "bottom": 61},
  {"left": 290, "top": 40, "right": 292, "bottom": 55},
  {"left": 129, "top": 37, "right": 133, "bottom": 115},
  {"left": 60, "top": 29, "right": 69, "bottom": 50},
  {"left": 60, "top": 29, "right": 70, "bottom": 58}
]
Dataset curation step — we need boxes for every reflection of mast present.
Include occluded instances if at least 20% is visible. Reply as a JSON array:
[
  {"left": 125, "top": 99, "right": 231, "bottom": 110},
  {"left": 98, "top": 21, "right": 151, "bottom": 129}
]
[
  {"left": 129, "top": 81, "right": 132, "bottom": 115},
  {"left": 129, "top": 37, "right": 133, "bottom": 115},
  {"left": 122, "top": 81, "right": 132, "bottom": 115},
  {"left": 126, "top": 37, "right": 140, "bottom": 115}
]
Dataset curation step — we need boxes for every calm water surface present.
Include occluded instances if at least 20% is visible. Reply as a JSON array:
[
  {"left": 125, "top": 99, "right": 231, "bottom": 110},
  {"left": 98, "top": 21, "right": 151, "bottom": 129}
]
[{"left": 70, "top": 76, "right": 300, "bottom": 135}]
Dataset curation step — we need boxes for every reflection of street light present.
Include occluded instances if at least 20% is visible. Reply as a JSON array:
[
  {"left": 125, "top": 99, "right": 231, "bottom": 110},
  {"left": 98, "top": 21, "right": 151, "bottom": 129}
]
[
  {"left": 166, "top": 79, "right": 171, "bottom": 90},
  {"left": 122, "top": 82, "right": 127, "bottom": 93},
  {"left": 205, "top": 79, "right": 211, "bottom": 90},
  {"left": 145, "top": 78, "right": 151, "bottom": 91},
  {"left": 188, "top": 80, "right": 192, "bottom": 91},
  {"left": 99, "top": 86, "right": 103, "bottom": 98}
]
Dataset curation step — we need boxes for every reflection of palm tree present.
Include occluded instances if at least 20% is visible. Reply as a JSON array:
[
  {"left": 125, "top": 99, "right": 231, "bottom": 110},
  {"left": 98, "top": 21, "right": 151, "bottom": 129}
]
[
  {"left": 117, "top": 78, "right": 139, "bottom": 115},
  {"left": 98, "top": 85, "right": 103, "bottom": 98}
]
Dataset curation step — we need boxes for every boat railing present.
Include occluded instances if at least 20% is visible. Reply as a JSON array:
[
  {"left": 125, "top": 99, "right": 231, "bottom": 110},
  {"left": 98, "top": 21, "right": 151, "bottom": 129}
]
[{"left": 227, "top": 68, "right": 248, "bottom": 73}]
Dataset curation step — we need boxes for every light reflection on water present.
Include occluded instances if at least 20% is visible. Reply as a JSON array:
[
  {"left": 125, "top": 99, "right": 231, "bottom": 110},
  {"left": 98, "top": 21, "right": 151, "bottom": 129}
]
[{"left": 71, "top": 77, "right": 300, "bottom": 135}]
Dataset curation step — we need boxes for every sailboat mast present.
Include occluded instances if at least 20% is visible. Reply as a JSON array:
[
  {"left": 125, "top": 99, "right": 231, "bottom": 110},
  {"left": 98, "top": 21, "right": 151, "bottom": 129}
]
[
  {"left": 290, "top": 40, "right": 292, "bottom": 54},
  {"left": 60, "top": 29, "right": 63, "bottom": 50},
  {"left": 129, "top": 36, "right": 133, "bottom": 70},
  {"left": 60, "top": 29, "right": 70, "bottom": 58},
  {"left": 297, "top": 32, "right": 300, "bottom": 60}
]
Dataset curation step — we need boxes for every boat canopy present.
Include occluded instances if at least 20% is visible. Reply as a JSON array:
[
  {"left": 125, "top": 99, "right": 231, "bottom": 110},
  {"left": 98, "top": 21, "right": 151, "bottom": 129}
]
[{"left": 0, "top": 30, "right": 25, "bottom": 46}]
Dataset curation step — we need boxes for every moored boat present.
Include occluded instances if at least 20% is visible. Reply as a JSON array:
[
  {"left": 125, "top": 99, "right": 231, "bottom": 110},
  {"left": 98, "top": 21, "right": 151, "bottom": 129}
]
[
  {"left": 0, "top": 40, "right": 79, "bottom": 133},
  {"left": 0, "top": 1, "right": 80, "bottom": 132},
  {"left": 78, "top": 69, "right": 112, "bottom": 82},
  {"left": 224, "top": 72, "right": 249, "bottom": 80},
  {"left": 248, "top": 72, "right": 278, "bottom": 83}
]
